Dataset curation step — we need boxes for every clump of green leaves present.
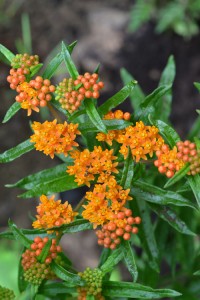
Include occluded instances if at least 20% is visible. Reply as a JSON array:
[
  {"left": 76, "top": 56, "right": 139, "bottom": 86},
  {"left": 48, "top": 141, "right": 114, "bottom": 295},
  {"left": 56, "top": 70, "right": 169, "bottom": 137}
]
[{"left": 129, "top": 0, "right": 200, "bottom": 38}]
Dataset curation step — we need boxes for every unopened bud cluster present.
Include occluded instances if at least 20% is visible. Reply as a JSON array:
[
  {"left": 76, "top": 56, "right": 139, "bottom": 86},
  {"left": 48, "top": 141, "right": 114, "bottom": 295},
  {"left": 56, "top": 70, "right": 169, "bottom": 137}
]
[
  {"left": 96, "top": 208, "right": 141, "bottom": 249},
  {"left": 0, "top": 285, "right": 15, "bottom": 300},
  {"left": 7, "top": 54, "right": 55, "bottom": 115},
  {"left": 176, "top": 140, "right": 200, "bottom": 175},
  {"left": 55, "top": 73, "right": 104, "bottom": 113},
  {"left": 21, "top": 236, "right": 62, "bottom": 284},
  {"left": 11, "top": 53, "right": 39, "bottom": 71},
  {"left": 154, "top": 141, "right": 200, "bottom": 177},
  {"left": 77, "top": 267, "right": 105, "bottom": 300},
  {"left": 104, "top": 109, "right": 131, "bottom": 121}
]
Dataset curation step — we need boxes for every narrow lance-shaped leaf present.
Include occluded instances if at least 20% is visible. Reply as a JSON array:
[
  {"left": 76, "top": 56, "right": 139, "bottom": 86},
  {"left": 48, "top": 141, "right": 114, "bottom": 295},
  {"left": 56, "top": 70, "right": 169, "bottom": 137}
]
[
  {"left": 30, "top": 63, "right": 43, "bottom": 77},
  {"left": 38, "top": 281, "right": 76, "bottom": 297},
  {"left": 84, "top": 98, "right": 107, "bottom": 133},
  {"left": 149, "top": 203, "right": 196, "bottom": 236},
  {"left": 121, "top": 241, "right": 138, "bottom": 282},
  {"left": 134, "top": 199, "right": 159, "bottom": 272},
  {"left": 18, "top": 172, "right": 79, "bottom": 199},
  {"left": 149, "top": 116, "right": 180, "bottom": 148},
  {"left": 187, "top": 115, "right": 200, "bottom": 139},
  {"left": 157, "top": 55, "right": 175, "bottom": 122},
  {"left": 0, "top": 44, "right": 15, "bottom": 62},
  {"left": 102, "top": 281, "right": 181, "bottom": 298},
  {"left": 42, "top": 41, "right": 77, "bottom": 79},
  {"left": 120, "top": 68, "right": 145, "bottom": 111},
  {"left": 135, "top": 85, "right": 171, "bottom": 122},
  {"left": 120, "top": 149, "right": 134, "bottom": 189},
  {"left": 79, "top": 118, "right": 132, "bottom": 134},
  {"left": 62, "top": 219, "right": 93, "bottom": 233},
  {"left": 51, "top": 261, "right": 84, "bottom": 286},
  {"left": 6, "top": 161, "right": 73, "bottom": 190},
  {"left": 18, "top": 255, "right": 28, "bottom": 293},
  {"left": 37, "top": 240, "right": 52, "bottom": 263},
  {"left": 131, "top": 180, "right": 196, "bottom": 209},
  {"left": 62, "top": 41, "right": 79, "bottom": 79},
  {"left": 98, "top": 248, "right": 111, "bottom": 268},
  {"left": 164, "top": 163, "right": 190, "bottom": 189},
  {"left": 0, "top": 139, "right": 34, "bottom": 163},
  {"left": 99, "top": 80, "right": 137, "bottom": 116},
  {"left": 2, "top": 102, "right": 21, "bottom": 123},
  {"left": 100, "top": 247, "right": 124, "bottom": 274},
  {"left": 187, "top": 175, "right": 200, "bottom": 208},
  {"left": 8, "top": 220, "right": 32, "bottom": 248}
]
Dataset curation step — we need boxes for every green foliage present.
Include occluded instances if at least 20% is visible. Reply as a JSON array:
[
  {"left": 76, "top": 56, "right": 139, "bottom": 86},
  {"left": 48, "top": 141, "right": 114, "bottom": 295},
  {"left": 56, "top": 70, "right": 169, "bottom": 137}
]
[
  {"left": 1, "top": 41, "right": 200, "bottom": 299},
  {"left": 129, "top": 0, "right": 200, "bottom": 38}
]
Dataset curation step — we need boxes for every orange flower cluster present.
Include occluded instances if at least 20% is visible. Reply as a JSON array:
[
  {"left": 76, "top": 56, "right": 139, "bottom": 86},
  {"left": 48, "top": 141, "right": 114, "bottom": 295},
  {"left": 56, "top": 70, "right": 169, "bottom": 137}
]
[
  {"left": 30, "top": 119, "right": 80, "bottom": 158},
  {"left": 82, "top": 181, "right": 132, "bottom": 228},
  {"left": 97, "top": 121, "right": 164, "bottom": 161},
  {"left": 67, "top": 146, "right": 118, "bottom": 186},
  {"left": 104, "top": 110, "right": 131, "bottom": 121},
  {"left": 55, "top": 73, "right": 104, "bottom": 113},
  {"left": 15, "top": 77, "right": 55, "bottom": 115},
  {"left": 96, "top": 208, "right": 141, "bottom": 249},
  {"left": 11, "top": 53, "right": 39, "bottom": 71},
  {"left": 7, "top": 67, "right": 27, "bottom": 90},
  {"left": 21, "top": 237, "right": 61, "bottom": 285},
  {"left": 154, "top": 144, "right": 185, "bottom": 178},
  {"left": 32, "top": 194, "right": 77, "bottom": 231},
  {"left": 117, "top": 121, "right": 164, "bottom": 161}
]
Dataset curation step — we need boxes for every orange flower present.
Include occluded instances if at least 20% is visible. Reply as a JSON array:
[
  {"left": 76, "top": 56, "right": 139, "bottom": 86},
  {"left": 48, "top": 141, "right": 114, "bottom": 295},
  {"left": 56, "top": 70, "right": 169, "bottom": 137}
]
[
  {"left": 82, "top": 182, "right": 132, "bottom": 228},
  {"left": 67, "top": 146, "right": 118, "bottom": 186},
  {"left": 116, "top": 121, "right": 164, "bottom": 161},
  {"left": 32, "top": 195, "right": 77, "bottom": 231},
  {"left": 30, "top": 119, "right": 80, "bottom": 158},
  {"left": 15, "top": 77, "right": 55, "bottom": 116}
]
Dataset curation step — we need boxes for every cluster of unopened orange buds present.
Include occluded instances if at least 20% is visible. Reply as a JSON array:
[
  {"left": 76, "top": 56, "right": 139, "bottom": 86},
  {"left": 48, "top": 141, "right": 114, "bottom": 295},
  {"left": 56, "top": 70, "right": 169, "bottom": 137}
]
[{"left": 21, "top": 237, "right": 62, "bottom": 285}]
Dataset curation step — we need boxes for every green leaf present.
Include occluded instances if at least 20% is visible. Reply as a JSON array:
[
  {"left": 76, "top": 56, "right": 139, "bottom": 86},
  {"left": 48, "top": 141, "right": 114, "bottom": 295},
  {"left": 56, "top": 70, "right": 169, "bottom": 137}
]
[
  {"left": 99, "top": 80, "right": 137, "bottom": 116},
  {"left": 187, "top": 115, "right": 200, "bottom": 139},
  {"left": 98, "top": 248, "right": 111, "bottom": 268},
  {"left": 102, "top": 281, "right": 181, "bottom": 298},
  {"left": 51, "top": 261, "right": 84, "bottom": 286},
  {"left": 120, "top": 149, "right": 134, "bottom": 189},
  {"left": 42, "top": 52, "right": 63, "bottom": 79},
  {"left": 0, "top": 139, "right": 34, "bottom": 163},
  {"left": 84, "top": 99, "right": 107, "bottom": 133},
  {"left": 18, "top": 172, "right": 79, "bottom": 198},
  {"left": 30, "top": 63, "right": 43, "bottom": 77},
  {"left": 2, "top": 102, "right": 21, "bottom": 123},
  {"left": 79, "top": 118, "right": 132, "bottom": 133},
  {"left": 187, "top": 175, "right": 200, "bottom": 208},
  {"left": 0, "top": 230, "right": 15, "bottom": 240},
  {"left": 157, "top": 55, "right": 175, "bottom": 122},
  {"left": 131, "top": 180, "right": 196, "bottom": 209},
  {"left": 129, "top": 0, "right": 153, "bottom": 32},
  {"left": 135, "top": 199, "right": 159, "bottom": 272},
  {"left": 194, "top": 137, "right": 200, "bottom": 150},
  {"left": 6, "top": 160, "right": 73, "bottom": 190},
  {"left": 42, "top": 41, "right": 77, "bottom": 79},
  {"left": 100, "top": 248, "right": 124, "bottom": 274},
  {"left": 0, "top": 44, "right": 15, "bottom": 63},
  {"left": 121, "top": 241, "right": 138, "bottom": 282},
  {"left": 120, "top": 68, "right": 145, "bottom": 111},
  {"left": 37, "top": 239, "right": 52, "bottom": 263},
  {"left": 62, "top": 41, "right": 79, "bottom": 79},
  {"left": 164, "top": 163, "right": 190, "bottom": 188},
  {"left": 62, "top": 219, "right": 92, "bottom": 233},
  {"left": 194, "top": 270, "right": 200, "bottom": 276},
  {"left": 8, "top": 220, "right": 31, "bottom": 248},
  {"left": 149, "top": 204, "right": 196, "bottom": 236},
  {"left": 135, "top": 85, "right": 171, "bottom": 122},
  {"left": 148, "top": 116, "right": 180, "bottom": 147},
  {"left": 18, "top": 255, "right": 28, "bottom": 293},
  {"left": 38, "top": 281, "right": 76, "bottom": 296},
  {"left": 194, "top": 82, "right": 200, "bottom": 92}
]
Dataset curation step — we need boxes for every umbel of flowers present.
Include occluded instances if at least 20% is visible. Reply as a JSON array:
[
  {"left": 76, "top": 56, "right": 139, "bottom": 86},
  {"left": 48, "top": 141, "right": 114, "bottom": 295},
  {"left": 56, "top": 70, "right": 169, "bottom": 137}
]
[{"left": 0, "top": 285, "right": 15, "bottom": 300}]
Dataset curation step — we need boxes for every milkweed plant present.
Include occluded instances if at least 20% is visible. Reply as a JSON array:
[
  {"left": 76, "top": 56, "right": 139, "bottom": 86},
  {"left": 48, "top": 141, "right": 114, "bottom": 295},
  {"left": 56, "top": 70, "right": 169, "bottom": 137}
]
[{"left": 0, "top": 41, "right": 200, "bottom": 300}]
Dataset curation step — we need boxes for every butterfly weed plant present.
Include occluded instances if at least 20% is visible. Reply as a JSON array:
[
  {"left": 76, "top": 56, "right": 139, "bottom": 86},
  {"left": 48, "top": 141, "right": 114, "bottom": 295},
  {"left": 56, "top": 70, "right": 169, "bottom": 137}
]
[{"left": 0, "top": 41, "right": 200, "bottom": 299}]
